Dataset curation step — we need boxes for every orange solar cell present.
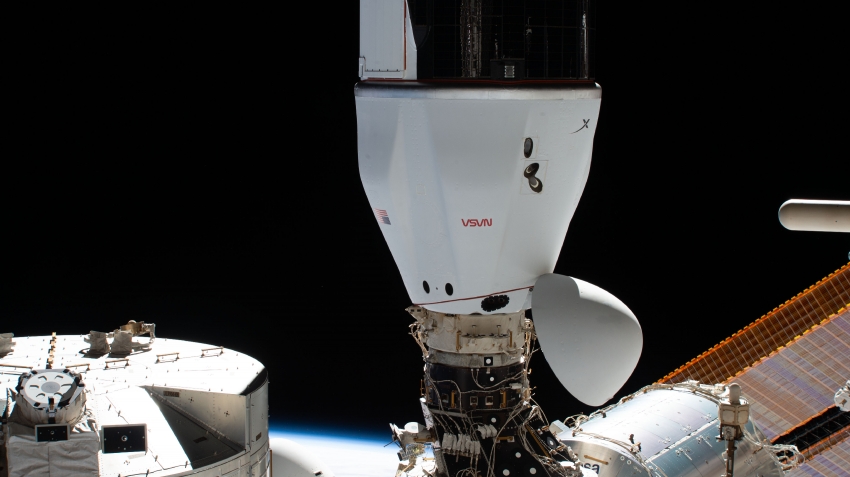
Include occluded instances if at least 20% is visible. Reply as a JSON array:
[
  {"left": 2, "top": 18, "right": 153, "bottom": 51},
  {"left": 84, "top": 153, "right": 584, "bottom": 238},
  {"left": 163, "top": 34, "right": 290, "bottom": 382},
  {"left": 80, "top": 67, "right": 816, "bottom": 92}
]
[
  {"left": 658, "top": 262, "right": 850, "bottom": 473},
  {"left": 732, "top": 309, "right": 850, "bottom": 440},
  {"left": 659, "top": 262, "right": 850, "bottom": 385}
]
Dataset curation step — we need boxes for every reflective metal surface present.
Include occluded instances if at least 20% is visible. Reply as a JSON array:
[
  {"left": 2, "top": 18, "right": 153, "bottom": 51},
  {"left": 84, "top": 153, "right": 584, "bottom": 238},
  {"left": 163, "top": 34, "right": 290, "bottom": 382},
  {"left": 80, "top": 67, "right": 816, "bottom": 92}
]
[
  {"left": 555, "top": 386, "right": 786, "bottom": 477},
  {"left": 0, "top": 332, "right": 271, "bottom": 476}
]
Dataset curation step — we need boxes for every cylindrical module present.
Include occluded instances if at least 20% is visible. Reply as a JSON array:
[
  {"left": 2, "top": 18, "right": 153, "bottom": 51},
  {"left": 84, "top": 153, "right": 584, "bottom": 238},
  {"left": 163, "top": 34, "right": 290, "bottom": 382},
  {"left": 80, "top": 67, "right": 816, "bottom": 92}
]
[{"left": 553, "top": 384, "right": 794, "bottom": 477}]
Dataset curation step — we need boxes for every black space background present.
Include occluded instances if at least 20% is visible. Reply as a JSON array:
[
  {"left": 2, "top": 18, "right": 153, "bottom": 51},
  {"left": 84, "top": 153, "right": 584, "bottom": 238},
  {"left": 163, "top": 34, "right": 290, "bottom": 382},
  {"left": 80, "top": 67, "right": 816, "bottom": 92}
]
[{"left": 2, "top": 4, "right": 848, "bottom": 440}]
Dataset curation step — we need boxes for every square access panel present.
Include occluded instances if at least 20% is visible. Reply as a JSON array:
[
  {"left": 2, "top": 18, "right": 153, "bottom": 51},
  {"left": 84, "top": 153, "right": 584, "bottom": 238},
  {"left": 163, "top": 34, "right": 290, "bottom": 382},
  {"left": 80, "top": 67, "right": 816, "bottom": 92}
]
[
  {"left": 35, "top": 424, "right": 70, "bottom": 442},
  {"left": 102, "top": 424, "right": 148, "bottom": 453}
]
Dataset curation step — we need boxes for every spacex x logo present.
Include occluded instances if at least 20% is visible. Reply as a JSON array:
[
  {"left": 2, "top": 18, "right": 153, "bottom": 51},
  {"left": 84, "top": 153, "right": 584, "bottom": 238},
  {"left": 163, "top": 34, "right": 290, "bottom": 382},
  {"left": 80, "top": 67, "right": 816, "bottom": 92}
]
[
  {"left": 462, "top": 218, "right": 492, "bottom": 227},
  {"left": 571, "top": 119, "right": 590, "bottom": 134}
]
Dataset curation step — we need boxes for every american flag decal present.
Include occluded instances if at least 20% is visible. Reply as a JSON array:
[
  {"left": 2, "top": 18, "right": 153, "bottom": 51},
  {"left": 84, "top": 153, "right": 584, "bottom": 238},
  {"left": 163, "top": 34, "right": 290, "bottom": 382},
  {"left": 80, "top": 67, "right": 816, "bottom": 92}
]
[{"left": 374, "top": 208, "right": 391, "bottom": 225}]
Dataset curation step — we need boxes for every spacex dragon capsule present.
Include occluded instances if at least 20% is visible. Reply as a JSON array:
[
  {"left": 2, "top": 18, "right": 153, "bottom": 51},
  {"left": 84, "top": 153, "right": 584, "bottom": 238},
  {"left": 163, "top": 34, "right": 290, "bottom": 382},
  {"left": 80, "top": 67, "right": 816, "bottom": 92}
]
[{"left": 356, "top": 1, "right": 642, "bottom": 475}]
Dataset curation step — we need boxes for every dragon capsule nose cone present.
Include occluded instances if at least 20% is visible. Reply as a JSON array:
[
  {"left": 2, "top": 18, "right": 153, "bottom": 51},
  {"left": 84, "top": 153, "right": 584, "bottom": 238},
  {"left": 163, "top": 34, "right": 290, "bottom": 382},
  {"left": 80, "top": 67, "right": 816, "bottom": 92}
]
[{"left": 531, "top": 273, "right": 643, "bottom": 406}]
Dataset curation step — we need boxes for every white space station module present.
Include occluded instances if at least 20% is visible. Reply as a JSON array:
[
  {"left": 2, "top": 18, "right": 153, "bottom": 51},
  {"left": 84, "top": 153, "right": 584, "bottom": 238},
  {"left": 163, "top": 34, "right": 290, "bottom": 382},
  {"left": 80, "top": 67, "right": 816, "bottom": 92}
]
[
  {"left": 0, "top": 322, "right": 276, "bottom": 477},
  {"left": 778, "top": 199, "right": 850, "bottom": 234},
  {"left": 354, "top": 1, "right": 826, "bottom": 477}
]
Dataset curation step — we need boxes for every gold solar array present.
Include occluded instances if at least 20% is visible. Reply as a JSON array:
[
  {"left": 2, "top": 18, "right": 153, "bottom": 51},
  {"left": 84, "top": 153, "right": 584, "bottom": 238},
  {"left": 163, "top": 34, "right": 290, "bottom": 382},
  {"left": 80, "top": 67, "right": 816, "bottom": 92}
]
[
  {"left": 731, "top": 309, "right": 850, "bottom": 440},
  {"left": 787, "top": 424, "right": 850, "bottom": 477},
  {"left": 658, "top": 262, "right": 850, "bottom": 476},
  {"left": 658, "top": 262, "right": 850, "bottom": 385},
  {"left": 801, "top": 425, "right": 850, "bottom": 467}
]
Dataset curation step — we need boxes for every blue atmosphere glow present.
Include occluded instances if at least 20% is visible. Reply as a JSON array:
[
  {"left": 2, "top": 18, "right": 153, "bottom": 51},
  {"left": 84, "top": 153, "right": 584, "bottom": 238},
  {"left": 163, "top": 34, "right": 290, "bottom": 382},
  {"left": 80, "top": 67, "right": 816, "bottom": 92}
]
[{"left": 270, "top": 424, "right": 400, "bottom": 477}]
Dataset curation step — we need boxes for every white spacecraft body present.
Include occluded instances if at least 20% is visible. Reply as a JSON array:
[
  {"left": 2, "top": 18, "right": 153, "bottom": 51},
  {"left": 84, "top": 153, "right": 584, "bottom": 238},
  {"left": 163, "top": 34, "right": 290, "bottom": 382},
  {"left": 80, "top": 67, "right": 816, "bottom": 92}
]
[
  {"left": 356, "top": 0, "right": 642, "bottom": 409},
  {"left": 551, "top": 383, "right": 799, "bottom": 477},
  {"left": 356, "top": 80, "right": 644, "bottom": 405},
  {"left": 356, "top": 2, "right": 649, "bottom": 476},
  {"left": 356, "top": 83, "right": 649, "bottom": 476},
  {"left": 778, "top": 199, "right": 850, "bottom": 233},
  {"left": 0, "top": 326, "right": 283, "bottom": 477},
  {"left": 357, "top": 81, "right": 602, "bottom": 316}
]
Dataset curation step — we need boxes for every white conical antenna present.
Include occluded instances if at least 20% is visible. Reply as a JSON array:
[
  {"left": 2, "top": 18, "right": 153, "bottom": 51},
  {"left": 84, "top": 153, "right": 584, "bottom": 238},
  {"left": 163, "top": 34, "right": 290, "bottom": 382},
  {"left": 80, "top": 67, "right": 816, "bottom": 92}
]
[
  {"left": 532, "top": 274, "right": 643, "bottom": 406},
  {"left": 779, "top": 199, "right": 850, "bottom": 233}
]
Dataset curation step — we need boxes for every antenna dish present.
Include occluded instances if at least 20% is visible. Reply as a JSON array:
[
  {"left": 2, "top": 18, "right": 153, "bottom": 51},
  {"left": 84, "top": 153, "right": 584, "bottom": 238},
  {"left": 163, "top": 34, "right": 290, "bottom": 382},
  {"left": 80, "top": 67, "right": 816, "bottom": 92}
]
[{"left": 532, "top": 274, "right": 643, "bottom": 406}]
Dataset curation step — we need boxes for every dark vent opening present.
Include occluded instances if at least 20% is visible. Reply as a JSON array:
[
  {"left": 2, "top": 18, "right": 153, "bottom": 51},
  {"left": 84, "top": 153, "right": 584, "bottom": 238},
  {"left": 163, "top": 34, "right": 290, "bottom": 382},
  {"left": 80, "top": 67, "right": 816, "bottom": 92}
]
[
  {"left": 481, "top": 295, "right": 510, "bottom": 312},
  {"left": 773, "top": 406, "right": 850, "bottom": 452}
]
